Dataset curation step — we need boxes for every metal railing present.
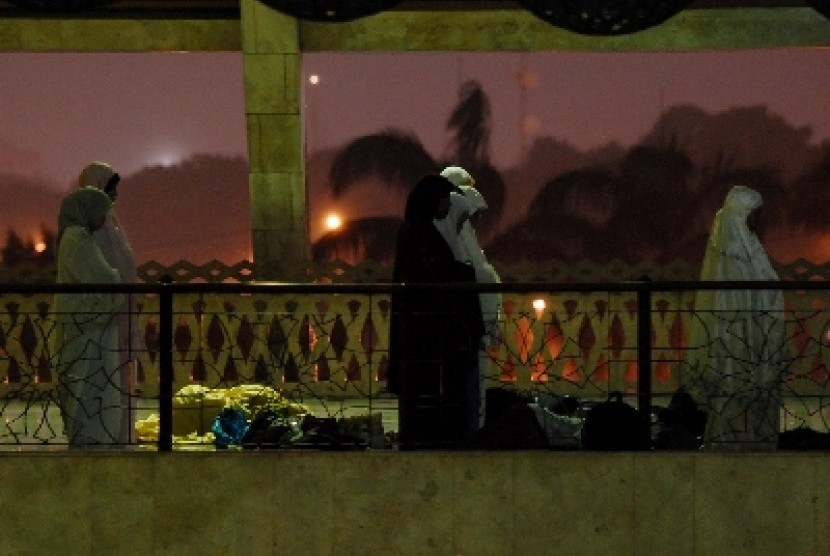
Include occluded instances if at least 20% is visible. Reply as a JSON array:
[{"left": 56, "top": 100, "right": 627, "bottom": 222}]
[{"left": 1, "top": 278, "right": 828, "bottom": 451}]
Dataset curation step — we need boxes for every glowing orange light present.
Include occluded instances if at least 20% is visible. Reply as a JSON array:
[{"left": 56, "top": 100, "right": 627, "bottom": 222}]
[
  {"left": 34, "top": 242, "right": 46, "bottom": 253},
  {"left": 325, "top": 213, "right": 342, "bottom": 231},
  {"left": 532, "top": 298, "right": 546, "bottom": 319}
]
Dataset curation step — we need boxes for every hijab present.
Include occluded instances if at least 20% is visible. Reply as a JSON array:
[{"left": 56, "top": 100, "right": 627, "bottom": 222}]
[
  {"left": 461, "top": 185, "right": 487, "bottom": 215},
  {"left": 404, "top": 174, "right": 455, "bottom": 224},
  {"left": 57, "top": 186, "right": 113, "bottom": 247},
  {"left": 440, "top": 165, "right": 475, "bottom": 188},
  {"left": 79, "top": 161, "right": 118, "bottom": 191},
  {"left": 702, "top": 185, "right": 777, "bottom": 281}
]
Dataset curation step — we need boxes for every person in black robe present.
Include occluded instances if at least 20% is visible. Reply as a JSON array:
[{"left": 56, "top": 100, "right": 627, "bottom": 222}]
[{"left": 388, "top": 174, "right": 485, "bottom": 449}]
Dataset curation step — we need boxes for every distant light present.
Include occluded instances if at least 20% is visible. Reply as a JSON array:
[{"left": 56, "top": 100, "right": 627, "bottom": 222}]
[
  {"left": 522, "top": 115, "right": 541, "bottom": 135},
  {"left": 309, "top": 74, "right": 320, "bottom": 85},
  {"left": 157, "top": 153, "right": 178, "bottom": 167},
  {"left": 325, "top": 213, "right": 342, "bottom": 231},
  {"left": 532, "top": 299, "right": 546, "bottom": 312},
  {"left": 34, "top": 241, "right": 46, "bottom": 253}
]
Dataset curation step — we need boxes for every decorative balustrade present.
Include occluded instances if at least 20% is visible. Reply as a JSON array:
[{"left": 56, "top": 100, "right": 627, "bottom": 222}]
[{"left": 2, "top": 258, "right": 830, "bottom": 446}]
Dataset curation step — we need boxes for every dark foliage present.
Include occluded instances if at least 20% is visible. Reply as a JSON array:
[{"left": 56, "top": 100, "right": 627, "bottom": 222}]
[
  {"left": 445, "top": 81, "right": 492, "bottom": 165},
  {"left": 328, "top": 131, "right": 439, "bottom": 196},
  {"left": 1, "top": 226, "right": 54, "bottom": 267},
  {"left": 311, "top": 216, "right": 402, "bottom": 264}
]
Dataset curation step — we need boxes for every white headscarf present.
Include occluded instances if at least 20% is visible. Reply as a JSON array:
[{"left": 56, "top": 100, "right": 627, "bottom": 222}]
[
  {"left": 701, "top": 185, "right": 778, "bottom": 282},
  {"left": 434, "top": 166, "right": 477, "bottom": 262},
  {"left": 79, "top": 161, "right": 137, "bottom": 284},
  {"left": 79, "top": 161, "right": 117, "bottom": 191},
  {"left": 440, "top": 165, "right": 475, "bottom": 188},
  {"left": 461, "top": 184, "right": 488, "bottom": 214},
  {"left": 57, "top": 186, "right": 112, "bottom": 248}
]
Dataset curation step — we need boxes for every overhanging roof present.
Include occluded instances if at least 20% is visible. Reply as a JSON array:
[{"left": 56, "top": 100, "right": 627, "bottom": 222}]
[{"left": 0, "top": 0, "right": 815, "bottom": 18}]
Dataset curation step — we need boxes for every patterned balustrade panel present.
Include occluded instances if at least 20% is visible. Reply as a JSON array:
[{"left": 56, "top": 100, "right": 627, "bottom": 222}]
[
  {"left": 135, "top": 291, "right": 391, "bottom": 401},
  {"left": 482, "top": 290, "right": 694, "bottom": 401},
  {"left": 3, "top": 258, "right": 830, "bottom": 431}
]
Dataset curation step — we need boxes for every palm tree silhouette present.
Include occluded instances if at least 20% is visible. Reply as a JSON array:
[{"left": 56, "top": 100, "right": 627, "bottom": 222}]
[{"left": 317, "top": 80, "right": 507, "bottom": 262}]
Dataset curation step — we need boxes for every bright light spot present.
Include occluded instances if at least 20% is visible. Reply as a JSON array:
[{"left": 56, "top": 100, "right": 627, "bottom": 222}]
[
  {"left": 532, "top": 299, "right": 546, "bottom": 312},
  {"left": 34, "top": 241, "right": 46, "bottom": 253},
  {"left": 156, "top": 153, "right": 179, "bottom": 167},
  {"left": 325, "top": 213, "right": 342, "bottom": 231},
  {"left": 309, "top": 74, "right": 320, "bottom": 85}
]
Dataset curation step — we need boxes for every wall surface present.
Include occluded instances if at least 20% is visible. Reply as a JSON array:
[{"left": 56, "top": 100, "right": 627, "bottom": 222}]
[
  {"left": 1, "top": 451, "right": 829, "bottom": 556},
  {"left": 0, "top": 17, "right": 241, "bottom": 51}
]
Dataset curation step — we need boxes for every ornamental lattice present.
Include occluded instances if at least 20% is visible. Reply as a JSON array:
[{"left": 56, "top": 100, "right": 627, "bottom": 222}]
[
  {"left": 258, "top": 0, "right": 402, "bottom": 22},
  {"left": 518, "top": 0, "right": 694, "bottom": 36}
]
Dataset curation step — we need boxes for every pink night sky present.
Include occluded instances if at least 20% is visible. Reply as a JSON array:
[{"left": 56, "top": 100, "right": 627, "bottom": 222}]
[{"left": 1, "top": 48, "right": 829, "bottom": 262}]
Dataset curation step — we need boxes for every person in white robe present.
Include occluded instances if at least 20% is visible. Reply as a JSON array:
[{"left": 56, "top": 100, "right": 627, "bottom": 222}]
[
  {"left": 53, "top": 186, "right": 124, "bottom": 447},
  {"left": 438, "top": 166, "right": 503, "bottom": 429},
  {"left": 684, "top": 185, "right": 786, "bottom": 451},
  {"left": 79, "top": 161, "right": 138, "bottom": 443}
]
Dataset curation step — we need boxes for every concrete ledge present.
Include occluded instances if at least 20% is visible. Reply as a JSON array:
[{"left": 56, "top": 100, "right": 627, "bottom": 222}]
[{"left": 1, "top": 451, "right": 827, "bottom": 555}]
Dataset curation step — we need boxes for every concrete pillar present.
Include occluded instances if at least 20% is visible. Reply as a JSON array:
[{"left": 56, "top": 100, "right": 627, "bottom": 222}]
[{"left": 240, "top": 0, "right": 307, "bottom": 281}]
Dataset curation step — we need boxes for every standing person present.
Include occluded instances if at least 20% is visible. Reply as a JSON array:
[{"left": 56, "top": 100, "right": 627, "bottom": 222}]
[
  {"left": 684, "top": 185, "right": 786, "bottom": 451},
  {"left": 52, "top": 186, "right": 124, "bottom": 447},
  {"left": 79, "top": 161, "right": 138, "bottom": 444},
  {"left": 440, "top": 166, "right": 503, "bottom": 430},
  {"left": 388, "top": 174, "right": 484, "bottom": 449}
]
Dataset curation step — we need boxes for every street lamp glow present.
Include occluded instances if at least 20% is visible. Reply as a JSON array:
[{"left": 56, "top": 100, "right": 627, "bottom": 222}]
[
  {"left": 34, "top": 241, "right": 46, "bottom": 253},
  {"left": 325, "top": 213, "right": 342, "bottom": 231},
  {"left": 532, "top": 299, "right": 546, "bottom": 312}
]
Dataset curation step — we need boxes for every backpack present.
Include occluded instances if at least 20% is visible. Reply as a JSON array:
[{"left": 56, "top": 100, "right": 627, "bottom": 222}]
[{"left": 581, "top": 391, "right": 642, "bottom": 450}]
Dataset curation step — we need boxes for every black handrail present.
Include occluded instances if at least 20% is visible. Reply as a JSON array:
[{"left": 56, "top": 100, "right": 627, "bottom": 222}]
[{"left": 158, "top": 276, "right": 174, "bottom": 452}]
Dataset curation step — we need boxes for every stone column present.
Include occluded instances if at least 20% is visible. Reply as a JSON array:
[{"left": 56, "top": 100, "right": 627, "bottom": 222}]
[{"left": 240, "top": 0, "right": 307, "bottom": 281}]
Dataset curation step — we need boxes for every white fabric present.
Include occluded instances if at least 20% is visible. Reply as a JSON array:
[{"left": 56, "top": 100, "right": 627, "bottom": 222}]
[
  {"left": 438, "top": 167, "right": 504, "bottom": 428},
  {"left": 433, "top": 191, "right": 470, "bottom": 261},
  {"left": 458, "top": 185, "right": 502, "bottom": 342},
  {"left": 685, "top": 185, "right": 785, "bottom": 451},
  {"left": 440, "top": 165, "right": 475, "bottom": 188},
  {"left": 433, "top": 181, "right": 503, "bottom": 343},
  {"left": 53, "top": 225, "right": 123, "bottom": 446},
  {"left": 81, "top": 162, "right": 139, "bottom": 443}
]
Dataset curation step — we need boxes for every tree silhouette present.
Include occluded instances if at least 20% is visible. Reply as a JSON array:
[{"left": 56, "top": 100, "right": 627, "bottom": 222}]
[
  {"left": 606, "top": 143, "right": 696, "bottom": 262},
  {"left": 316, "top": 88, "right": 830, "bottom": 268},
  {"left": 442, "top": 80, "right": 505, "bottom": 240},
  {"left": 487, "top": 167, "right": 618, "bottom": 263},
  {"left": 789, "top": 146, "right": 830, "bottom": 231},
  {"left": 1, "top": 225, "right": 55, "bottom": 267},
  {"left": 2, "top": 229, "right": 28, "bottom": 266},
  {"left": 444, "top": 80, "right": 492, "bottom": 165},
  {"left": 328, "top": 130, "right": 438, "bottom": 196},
  {"left": 311, "top": 216, "right": 402, "bottom": 265},
  {"left": 319, "top": 81, "right": 509, "bottom": 260}
]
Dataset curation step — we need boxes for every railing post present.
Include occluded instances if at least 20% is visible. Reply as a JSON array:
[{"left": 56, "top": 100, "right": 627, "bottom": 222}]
[
  {"left": 637, "top": 276, "right": 653, "bottom": 450},
  {"left": 158, "top": 275, "right": 174, "bottom": 452}
]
